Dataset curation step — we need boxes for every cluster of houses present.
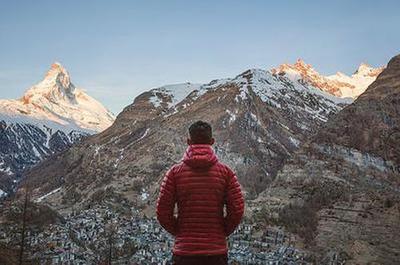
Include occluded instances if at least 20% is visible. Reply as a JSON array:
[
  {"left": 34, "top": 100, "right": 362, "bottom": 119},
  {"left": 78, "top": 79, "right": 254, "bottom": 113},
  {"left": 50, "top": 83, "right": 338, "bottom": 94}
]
[{"left": 0, "top": 205, "right": 312, "bottom": 264}]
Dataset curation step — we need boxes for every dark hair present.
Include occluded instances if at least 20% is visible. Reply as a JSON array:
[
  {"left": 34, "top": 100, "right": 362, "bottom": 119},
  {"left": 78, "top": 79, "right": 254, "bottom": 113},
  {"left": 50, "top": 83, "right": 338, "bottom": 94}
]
[{"left": 188, "top": 121, "right": 212, "bottom": 144}]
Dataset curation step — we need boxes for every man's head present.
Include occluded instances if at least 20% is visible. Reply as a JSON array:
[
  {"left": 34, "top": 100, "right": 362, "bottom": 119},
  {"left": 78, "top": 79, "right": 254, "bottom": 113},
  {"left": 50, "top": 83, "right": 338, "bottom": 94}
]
[{"left": 187, "top": 120, "right": 215, "bottom": 145}]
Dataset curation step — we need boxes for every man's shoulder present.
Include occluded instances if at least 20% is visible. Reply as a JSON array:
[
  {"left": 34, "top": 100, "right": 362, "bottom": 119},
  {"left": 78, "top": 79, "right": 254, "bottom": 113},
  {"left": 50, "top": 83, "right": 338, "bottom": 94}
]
[
  {"left": 214, "top": 161, "right": 235, "bottom": 176},
  {"left": 168, "top": 161, "right": 186, "bottom": 175}
]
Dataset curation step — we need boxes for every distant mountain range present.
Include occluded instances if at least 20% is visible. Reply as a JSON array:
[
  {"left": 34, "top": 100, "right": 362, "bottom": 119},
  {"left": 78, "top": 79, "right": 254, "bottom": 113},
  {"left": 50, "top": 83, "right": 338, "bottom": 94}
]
[
  {"left": 19, "top": 59, "right": 382, "bottom": 204},
  {"left": 0, "top": 63, "right": 115, "bottom": 197}
]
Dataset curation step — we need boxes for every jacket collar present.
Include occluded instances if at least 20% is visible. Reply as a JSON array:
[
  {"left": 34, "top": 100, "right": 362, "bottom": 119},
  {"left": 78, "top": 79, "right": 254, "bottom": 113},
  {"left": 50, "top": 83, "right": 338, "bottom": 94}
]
[{"left": 182, "top": 144, "right": 218, "bottom": 169}]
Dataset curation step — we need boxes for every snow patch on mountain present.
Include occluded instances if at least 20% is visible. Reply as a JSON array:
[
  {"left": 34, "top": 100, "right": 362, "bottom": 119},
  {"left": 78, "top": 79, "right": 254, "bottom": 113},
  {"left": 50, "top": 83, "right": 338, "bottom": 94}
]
[
  {"left": 149, "top": 83, "right": 202, "bottom": 109},
  {"left": 138, "top": 128, "right": 150, "bottom": 141},
  {"left": 140, "top": 189, "right": 149, "bottom": 201},
  {"left": 289, "top": 136, "right": 300, "bottom": 147},
  {"left": 35, "top": 187, "right": 62, "bottom": 203},
  {"left": 0, "top": 189, "right": 7, "bottom": 198},
  {"left": 0, "top": 160, "right": 13, "bottom": 176},
  {"left": 225, "top": 109, "right": 237, "bottom": 124}
]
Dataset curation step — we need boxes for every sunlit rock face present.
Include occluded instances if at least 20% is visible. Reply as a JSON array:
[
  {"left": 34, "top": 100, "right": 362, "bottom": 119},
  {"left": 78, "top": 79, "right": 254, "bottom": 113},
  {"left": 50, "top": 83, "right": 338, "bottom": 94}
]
[{"left": 272, "top": 59, "right": 383, "bottom": 98}]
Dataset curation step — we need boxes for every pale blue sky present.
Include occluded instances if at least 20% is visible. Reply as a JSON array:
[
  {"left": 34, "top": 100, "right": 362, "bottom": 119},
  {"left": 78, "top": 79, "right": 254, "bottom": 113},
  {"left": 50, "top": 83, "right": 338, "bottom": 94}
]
[{"left": 0, "top": 0, "right": 399, "bottom": 114}]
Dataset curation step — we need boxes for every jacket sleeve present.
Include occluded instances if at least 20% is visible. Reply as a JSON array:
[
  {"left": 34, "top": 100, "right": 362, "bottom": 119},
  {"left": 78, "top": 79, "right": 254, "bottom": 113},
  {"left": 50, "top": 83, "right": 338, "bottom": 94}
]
[
  {"left": 224, "top": 167, "right": 244, "bottom": 236},
  {"left": 156, "top": 166, "right": 178, "bottom": 236}
]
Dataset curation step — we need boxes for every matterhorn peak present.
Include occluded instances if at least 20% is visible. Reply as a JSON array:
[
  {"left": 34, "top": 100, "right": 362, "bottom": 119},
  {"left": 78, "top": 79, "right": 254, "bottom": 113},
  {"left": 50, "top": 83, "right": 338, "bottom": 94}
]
[
  {"left": 22, "top": 62, "right": 76, "bottom": 104},
  {"left": 1, "top": 62, "right": 115, "bottom": 133},
  {"left": 272, "top": 59, "right": 316, "bottom": 75},
  {"left": 46, "top": 62, "right": 68, "bottom": 77},
  {"left": 43, "top": 61, "right": 72, "bottom": 89}
]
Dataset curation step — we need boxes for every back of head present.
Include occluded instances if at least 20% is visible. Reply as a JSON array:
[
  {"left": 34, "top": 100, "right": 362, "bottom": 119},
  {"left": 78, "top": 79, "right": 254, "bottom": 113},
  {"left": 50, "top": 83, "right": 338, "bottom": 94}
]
[
  {"left": 188, "top": 121, "right": 213, "bottom": 144},
  {"left": 184, "top": 121, "right": 217, "bottom": 168}
]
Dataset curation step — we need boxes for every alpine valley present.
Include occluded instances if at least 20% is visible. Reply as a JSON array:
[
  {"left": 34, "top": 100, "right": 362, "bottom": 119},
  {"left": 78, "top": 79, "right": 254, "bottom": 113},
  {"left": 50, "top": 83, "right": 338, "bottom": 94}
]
[{"left": 1, "top": 56, "right": 399, "bottom": 264}]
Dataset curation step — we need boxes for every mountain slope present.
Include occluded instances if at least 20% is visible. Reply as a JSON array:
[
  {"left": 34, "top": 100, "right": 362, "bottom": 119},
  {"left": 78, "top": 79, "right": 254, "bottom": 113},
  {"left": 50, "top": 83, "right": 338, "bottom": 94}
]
[
  {"left": 256, "top": 55, "right": 400, "bottom": 264},
  {"left": 0, "top": 63, "right": 115, "bottom": 197}
]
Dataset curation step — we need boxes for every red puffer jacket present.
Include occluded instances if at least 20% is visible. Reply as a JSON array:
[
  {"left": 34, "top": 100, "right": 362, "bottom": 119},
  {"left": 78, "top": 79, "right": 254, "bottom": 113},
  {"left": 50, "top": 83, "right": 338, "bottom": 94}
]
[{"left": 156, "top": 144, "right": 244, "bottom": 256}]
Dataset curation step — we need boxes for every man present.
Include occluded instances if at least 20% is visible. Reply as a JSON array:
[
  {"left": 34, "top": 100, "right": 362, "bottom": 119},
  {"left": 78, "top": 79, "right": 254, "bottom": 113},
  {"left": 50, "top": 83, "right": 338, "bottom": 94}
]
[{"left": 156, "top": 121, "right": 245, "bottom": 265}]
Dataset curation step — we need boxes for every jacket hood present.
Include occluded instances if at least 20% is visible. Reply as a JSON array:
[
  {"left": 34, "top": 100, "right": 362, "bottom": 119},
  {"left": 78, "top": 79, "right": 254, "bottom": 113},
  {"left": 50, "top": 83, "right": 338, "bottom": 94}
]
[{"left": 182, "top": 144, "right": 218, "bottom": 169}]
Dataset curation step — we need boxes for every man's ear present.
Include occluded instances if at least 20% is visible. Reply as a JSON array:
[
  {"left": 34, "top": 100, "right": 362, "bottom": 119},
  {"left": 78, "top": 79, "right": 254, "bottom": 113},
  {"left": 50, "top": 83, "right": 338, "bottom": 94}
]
[
  {"left": 210, "top": 138, "right": 215, "bottom": 145},
  {"left": 187, "top": 138, "right": 192, "bottom": 145}
]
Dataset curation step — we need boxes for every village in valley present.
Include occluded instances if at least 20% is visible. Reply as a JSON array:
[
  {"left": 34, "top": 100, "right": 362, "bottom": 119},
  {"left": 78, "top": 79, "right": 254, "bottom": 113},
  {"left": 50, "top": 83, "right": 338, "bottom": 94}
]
[{"left": 0, "top": 204, "right": 312, "bottom": 264}]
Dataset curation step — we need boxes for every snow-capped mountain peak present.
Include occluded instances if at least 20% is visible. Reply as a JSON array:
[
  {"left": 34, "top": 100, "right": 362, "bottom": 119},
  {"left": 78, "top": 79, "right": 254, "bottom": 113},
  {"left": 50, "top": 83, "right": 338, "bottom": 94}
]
[
  {"left": 0, "top": 62, "right": 116, "bottom": 190},
  {"left": 272, "top": 59, "right": 383, "bottom": 98},
  {"left": 292, "top": 58, "right": 314, "bottom": 73},
  {"left": 353, "top": 62, "right": 383, "bottom": 77},
  {"left": 277, "top": 58, "right": 313, "bottom": 71},
  {"left": 0, "top": 62, "right": 115, "bottom": 133},
  {"left": 45, "top": 62, "right": 70, "bottom": 81},
  {"left": 22, "top": 62, "right": 77, "bottom": 105},
  {"left": 327, "top": 63, "right": 384, "bottom": 98},
  {"left": 44, "top": 62, "right": 73, "bottom": 92},
  {"left": 271, "top": 59, "right": 320, "bottom": 83}
]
